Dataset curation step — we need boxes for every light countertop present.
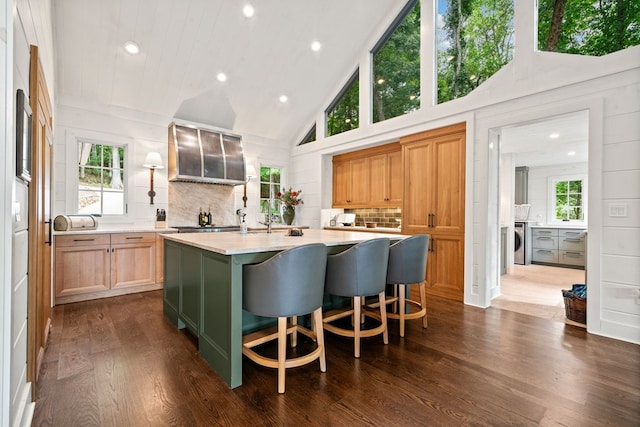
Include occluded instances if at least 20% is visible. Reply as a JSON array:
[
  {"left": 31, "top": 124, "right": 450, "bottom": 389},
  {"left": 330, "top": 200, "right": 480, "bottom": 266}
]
[
  {"left": 323, "top": 226, "right": 402, "bottom": 234},
  {"left": 53, "top": 225, "right": 177, "bottom": 236},
  {"left": 528, "top": 224, "right": 587, "bottom": 230},
  {"left": 162, "top": 228, "right": 408, "bottom": 256}
]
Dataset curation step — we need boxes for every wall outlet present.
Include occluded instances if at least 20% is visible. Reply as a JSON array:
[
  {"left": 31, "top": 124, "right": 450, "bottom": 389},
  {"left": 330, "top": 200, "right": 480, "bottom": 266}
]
[{"left": 608, "top": 203, "right": 628, "bottom": 217}]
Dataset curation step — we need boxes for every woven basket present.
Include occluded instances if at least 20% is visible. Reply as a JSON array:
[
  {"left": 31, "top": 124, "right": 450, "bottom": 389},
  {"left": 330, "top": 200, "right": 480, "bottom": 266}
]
[{"left": 562, "top": 288, "right": 586, "bottom": 324}]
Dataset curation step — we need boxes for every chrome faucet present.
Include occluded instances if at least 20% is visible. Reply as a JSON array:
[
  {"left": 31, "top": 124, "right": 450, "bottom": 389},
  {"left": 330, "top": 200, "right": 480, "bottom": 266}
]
[{"left": 259, "top": 213, "right": 279, "bottom": 234}]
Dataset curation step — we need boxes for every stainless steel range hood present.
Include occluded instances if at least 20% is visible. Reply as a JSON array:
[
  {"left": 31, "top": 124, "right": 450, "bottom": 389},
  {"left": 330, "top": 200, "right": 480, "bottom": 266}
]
[{"left": 168, "top": 122, "right": 246, "bottom": 185}]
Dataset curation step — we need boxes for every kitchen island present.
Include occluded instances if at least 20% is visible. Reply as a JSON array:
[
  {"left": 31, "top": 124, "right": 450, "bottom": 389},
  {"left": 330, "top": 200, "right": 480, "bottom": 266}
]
[{"left": 161, "top": 228, "right": 406, "bottom": 388}]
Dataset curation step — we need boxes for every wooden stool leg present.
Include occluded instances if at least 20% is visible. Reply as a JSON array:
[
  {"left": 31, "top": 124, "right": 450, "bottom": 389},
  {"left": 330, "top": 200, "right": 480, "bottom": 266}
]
[
  {"left": 312, "top": 308, "right": 327, "bottom": 372},
  {"left": 399, "top": 284, "right": 406, "bottom": 337},
  {"left": 392, "top": 284, "right": 398, "bottom": 313},
  {"left": 379, "top": 291, "right": 388, "bottom": 344},
  {"left": 353, "top": 296, "right": 361, "bottom": 358},
  {"left": 277, "top": 317, "right": 287, "bottom": 394},
  {"left": 291, "top": 315, "right": 297, "bottom": 347},
  {"left": 419, "top": 281, "right": 428, "bottom": 328}
]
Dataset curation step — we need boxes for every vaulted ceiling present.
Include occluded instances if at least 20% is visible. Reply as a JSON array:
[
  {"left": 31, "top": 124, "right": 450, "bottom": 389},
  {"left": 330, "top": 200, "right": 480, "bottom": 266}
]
[{"left": 53, "top": 0, "right": 405, "bottom": 143}]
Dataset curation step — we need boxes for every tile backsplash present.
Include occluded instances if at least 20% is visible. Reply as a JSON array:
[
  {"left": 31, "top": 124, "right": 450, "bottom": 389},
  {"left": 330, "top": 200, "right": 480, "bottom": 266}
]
[{"left": 345, "top": 207, "right": 401, "bottom": 228}]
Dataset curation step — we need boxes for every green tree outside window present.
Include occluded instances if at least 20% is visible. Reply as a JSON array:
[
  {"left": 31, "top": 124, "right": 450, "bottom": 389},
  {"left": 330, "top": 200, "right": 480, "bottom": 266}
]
[
  {"left": 372, "top": 0, "right": 420, "bottom": 123},
  {"left": 538, "top": 0, "right": 640, "bottom": 56},
  {"left": 260, "top": 166, "right": 282, "bottom": 221},
  {"left": 554, "top": 179, "right": 584, "bottom": 221},
  {"left": 326, "top": 72, "right": 359, "bottom": 137},
  {"left": 78, "top": 142, "right": 126, "bottom": 216}
]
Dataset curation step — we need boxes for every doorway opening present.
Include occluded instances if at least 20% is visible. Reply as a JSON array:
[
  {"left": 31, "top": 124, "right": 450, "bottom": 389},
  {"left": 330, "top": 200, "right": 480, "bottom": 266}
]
[{"left": 492, "top": 110, "right": 589, "bottom": 321}]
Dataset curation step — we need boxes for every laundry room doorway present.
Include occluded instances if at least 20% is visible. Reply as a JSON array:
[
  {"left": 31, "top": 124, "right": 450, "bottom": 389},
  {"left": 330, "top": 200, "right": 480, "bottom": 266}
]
[{"left": 492, "top": 110, "right": 589, "bottom": 321}]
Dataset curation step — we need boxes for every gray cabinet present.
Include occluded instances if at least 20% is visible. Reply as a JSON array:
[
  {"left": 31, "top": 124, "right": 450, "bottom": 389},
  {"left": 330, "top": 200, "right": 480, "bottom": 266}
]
[
  {"left": 514, "top": 166, "right": 529, "bottom": 205},
  {"left": 532, "top": 227, "right": 586, "bottom": 268}
]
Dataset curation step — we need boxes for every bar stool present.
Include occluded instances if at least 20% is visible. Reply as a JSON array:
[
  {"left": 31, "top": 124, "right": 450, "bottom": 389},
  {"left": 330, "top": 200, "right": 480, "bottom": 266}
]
[
  {"left": 385, "top": 234, "right": 430, "bottom": 337},
  {"left": 242, "top": 243, "right": 327, "bottom": 394},
  {"left": 323, "top": 238, "right": 390, "bottom": 358}
]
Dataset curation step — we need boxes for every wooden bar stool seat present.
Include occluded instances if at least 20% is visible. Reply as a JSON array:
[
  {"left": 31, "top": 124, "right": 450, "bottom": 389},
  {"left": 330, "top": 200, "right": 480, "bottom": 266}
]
[{"left": 242, "top": 243, "right": 327, "bottom": 393}]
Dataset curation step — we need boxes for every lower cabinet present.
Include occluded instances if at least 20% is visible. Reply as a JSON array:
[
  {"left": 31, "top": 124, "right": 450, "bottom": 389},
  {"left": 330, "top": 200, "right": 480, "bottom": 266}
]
[
  {"left": 54, "top": 232, "right": 164, "bottom": 304},
  {"left": 531, "top": 228, "right": 586, "bottom": 268}
]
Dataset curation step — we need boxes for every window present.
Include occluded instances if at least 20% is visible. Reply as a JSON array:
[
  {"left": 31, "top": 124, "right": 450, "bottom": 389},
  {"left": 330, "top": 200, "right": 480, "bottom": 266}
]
[
  {"left": 371, "top": 0, "right": 420, "bottom": 123},
  {"left": 326, "top": 71, "right": 359, "bottom": 137},
  {"left": 78, "top": 141, "right": 127, "bottom": 216},
  {"left": 298, "top": 124, "right": 316, "bottom": 146},
  {"left": 538, "top": 0, "right": 640, "bottom": 56},
  {"left": 549, "top": 176, "right": 586, "bottom": 224},
  {"left": 437, "top": 0, "right": 515, "bottom": 104},
  {"left": 260, "top": 166, "right": 282, "bottom": 222}
]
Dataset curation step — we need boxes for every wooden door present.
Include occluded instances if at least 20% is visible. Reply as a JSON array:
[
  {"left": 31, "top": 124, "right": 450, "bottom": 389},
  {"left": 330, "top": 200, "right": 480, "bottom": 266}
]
[
  {"left": 402, "top": 139, "right": 433, "bottom": 233},
  {"left": 27, "top": 44, "right": 54, "bottom": 389},
  {"left": 386, "top": 150, "right": 403, "bottom": 206},
  {"left": 401, "top": 123, "right": 466, "bottom": 301},
  {"left": 349, "top": 157, "right": 370, "bottom": 206},
  {"left": 332, "top": 160, "right": 350, "bottom": 207},
  {"left": 54, "top": 235, "right": 111, "bottom": 298},
  {"left": 432, "top": 131, "right": 466, "bottom": 234},
  {"left": 368, "top": 153, "right": 387, "bottom": 205},
  {"left": 111, "top": 233, "right": 156, "bottom": 289}
]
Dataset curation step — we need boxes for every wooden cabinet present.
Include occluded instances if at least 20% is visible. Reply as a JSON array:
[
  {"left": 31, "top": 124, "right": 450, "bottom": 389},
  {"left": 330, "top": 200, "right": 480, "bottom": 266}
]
[
  {"left": 332, "top": 142, "right": 401, "bottom": 208},
  {"left": 54, "top": 234, "right": 111, "bottom": 298},
  {"left": 55, "top": 231, "right": 164, "bottom": 304},
  {"left": 532, "top": 227, "right": 586, "bottom": 268},
  {"left": 111, "top": 233, "right": 156, "bottom": 290},
  {"left": 401, "top": 123, "right": 466, "bottom": 301},
  {"left": 332, "top": 157, "right": 370, "bottom": 207},
  {"left": 156, "top": 232, "right": 173, "bottom": 283},
  {"left": 369, "top": 150, "right": 403, "bottom": 206}
]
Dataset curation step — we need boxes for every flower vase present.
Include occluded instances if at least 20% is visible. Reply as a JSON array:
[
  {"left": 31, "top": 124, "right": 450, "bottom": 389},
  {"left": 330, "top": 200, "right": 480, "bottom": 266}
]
[{"left": 283, "top": 205, "right": 295, "bottom": 225}]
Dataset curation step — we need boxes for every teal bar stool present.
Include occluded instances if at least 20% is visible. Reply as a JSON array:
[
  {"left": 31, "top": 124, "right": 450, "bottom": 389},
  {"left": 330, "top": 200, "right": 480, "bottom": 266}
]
[
  {"left": 385, "top": 234, "right": 430, "bottom": 337},
  {"left": 323, "top": 238, "right": 390, "bottom": 358},
  {"left": 242, "top": 243, "right": 328, "bottom": 394}
]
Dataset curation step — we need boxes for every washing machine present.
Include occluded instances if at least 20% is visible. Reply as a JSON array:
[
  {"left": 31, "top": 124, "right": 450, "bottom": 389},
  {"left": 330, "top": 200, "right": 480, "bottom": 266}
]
[{"left": 514, "top": 222, "right": 526, "bottom": 265}]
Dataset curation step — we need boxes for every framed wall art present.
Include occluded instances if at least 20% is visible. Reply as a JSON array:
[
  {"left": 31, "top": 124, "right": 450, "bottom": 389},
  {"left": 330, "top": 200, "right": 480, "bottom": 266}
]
[{"left": 16, "top": 88, "right": 32, "bottom": 182}]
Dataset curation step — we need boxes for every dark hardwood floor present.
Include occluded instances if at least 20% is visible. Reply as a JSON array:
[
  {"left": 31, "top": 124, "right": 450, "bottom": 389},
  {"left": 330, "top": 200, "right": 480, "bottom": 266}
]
[{"left": 32, "top": 290, "right": 639, "bottom": 426}]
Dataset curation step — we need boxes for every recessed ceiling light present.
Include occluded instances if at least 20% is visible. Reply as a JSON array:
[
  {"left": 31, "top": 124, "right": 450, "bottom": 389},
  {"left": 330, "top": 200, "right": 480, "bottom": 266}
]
[
  {"left": 345, "top": 118, "right": 351, "bottom": 123},
  {"left": 243, "top": 4, "right": 254, "bottom": 18},
  {"left": 216, "top": 73, "right": 227, "bottom": 82},
  {"left": 568, "top": 151, "right": 576, "bottom": 156},
  {"left": 279, "top": 95, "right": 288, "bottom": 103},
  {"left": 311, "top": 41, "right": 322, "bottom": 52},
  {"left": 549, "top": 133, "right": 560, "bottom": 139},
  {"left": 377, "top": 78, "right": 385, "bottom": 85},
  {"left": 409, "top": 95, "right": 416, "bottom": 100},
  {"left": 124, "top": 41, "right": 140, "bottom": 55}
]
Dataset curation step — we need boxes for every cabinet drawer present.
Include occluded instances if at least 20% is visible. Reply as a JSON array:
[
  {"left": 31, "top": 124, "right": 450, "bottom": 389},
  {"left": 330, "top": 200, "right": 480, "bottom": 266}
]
[
  {"left": 559, "top": 229, "right": 586, "bottom": 239},
  {"left": 532, "top": 228, "right": 558, "bottom": 237},
  {"left": 532, "top": 249, "right": 558, "bottom": 263},
  {"left": 532, "top": 236, "right": 557, "bottom": 250},
  {"left": 559, "top": 250, "right": 585, "bottom": 266},
  {"left": 559, "top": 237, "right": 585, "bottom": 251},
  {"left": 55, "top": 233, "right": 110, "bottom": 247},
  {"left": 111, "top": 232, "right": 156, "bottom": 244}
]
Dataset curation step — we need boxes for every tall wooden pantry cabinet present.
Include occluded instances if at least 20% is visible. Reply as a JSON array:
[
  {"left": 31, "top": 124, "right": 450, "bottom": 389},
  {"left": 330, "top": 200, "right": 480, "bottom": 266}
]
[{"left": 400, "top": 123, "right": 466, "bottom": 301}]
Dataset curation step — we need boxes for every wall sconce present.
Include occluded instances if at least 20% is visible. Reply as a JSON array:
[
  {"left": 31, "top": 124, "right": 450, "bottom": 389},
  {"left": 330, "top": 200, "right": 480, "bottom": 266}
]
[
  {"left": 243, "top": 164, "right": 258, "bottom": 208},
  {"left": 143, "top": 151, "right": 164, "bottom": 204}
]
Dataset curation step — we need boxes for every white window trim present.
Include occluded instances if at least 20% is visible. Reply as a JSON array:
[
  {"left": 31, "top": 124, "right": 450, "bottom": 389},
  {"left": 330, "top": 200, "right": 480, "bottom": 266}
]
[
  {"left": 258, "top": 161, "right": 287, "bottom": 218},
  {"left": 66, "top": 130, "right": 133, "bottom": 224},
  {"left": 547, "top": 174, "right": 587, "bottom": 226}
]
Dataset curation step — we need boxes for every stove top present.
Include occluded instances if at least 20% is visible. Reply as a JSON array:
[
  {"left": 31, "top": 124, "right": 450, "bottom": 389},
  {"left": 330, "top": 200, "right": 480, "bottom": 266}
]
[{"left": 171, "top": 225, "right": 240, "bottom": 233}]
